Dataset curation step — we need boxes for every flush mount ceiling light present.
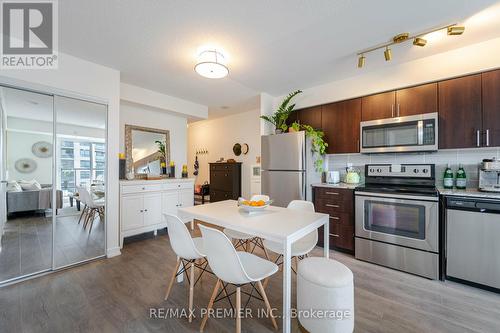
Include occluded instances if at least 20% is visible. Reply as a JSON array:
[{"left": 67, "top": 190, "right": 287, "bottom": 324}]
[
  {"left": 356, "top": 24, "right": 465, "bottom": 68},
  {"left": 194, "top": 49, "right": 229, "bottom": 79}
]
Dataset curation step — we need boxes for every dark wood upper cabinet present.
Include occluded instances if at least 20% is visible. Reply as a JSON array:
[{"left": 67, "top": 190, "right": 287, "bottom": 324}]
[
  {"left": 396, "top": 83, "right": 438, "bottom": 117},
  {"left": 361, "top": 91, "right": 396, "bottom": 121},
  {"left": 438, "top": 74, "right": 482, "bottom": 149},
  {"left": 482, "top": 69, "right": 500, "bottom": 147},
  {"left": 297, "top": 105, "right": 322, "bottom": 129},
  {"left": 322, "top": 98, "right": 361, "bottom": 154}
]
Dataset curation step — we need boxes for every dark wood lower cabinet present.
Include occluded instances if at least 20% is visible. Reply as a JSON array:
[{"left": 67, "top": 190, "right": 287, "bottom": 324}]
[
  {"left": 209, "top": 163, "right": 242, "bottom": 202},
  {"left": 313, "top": 186, "right": 355, "bottom": 253}
]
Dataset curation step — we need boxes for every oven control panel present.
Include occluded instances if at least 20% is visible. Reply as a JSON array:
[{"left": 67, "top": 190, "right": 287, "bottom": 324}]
[{"left": 366, "top": 164, "right": 434, "bottom": 178}]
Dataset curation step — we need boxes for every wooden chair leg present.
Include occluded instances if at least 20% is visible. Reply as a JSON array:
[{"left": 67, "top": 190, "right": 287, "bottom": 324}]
[
  {"left": 200, "top": 279, "right": 221, "bottom": 332},
  {"left": 88, "top": 209, "right": 96, "bottom": 233},
  {"left": 188, "top": 261, "right": 195, "bottom": 323},
  {"left": 78, "top": 205, "right": 87, "bottom": 224},
  {"left": 164, "top": 258, "right": 181, "bottom": 301},
  {"left": 236, "top": 286, "right": 241, "bottom": 333},
  {"left": 257, "top": 280, "right": 278, "bottom": 330}
]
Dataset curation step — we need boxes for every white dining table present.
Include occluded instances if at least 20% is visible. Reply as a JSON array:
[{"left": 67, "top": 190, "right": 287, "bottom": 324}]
[{"left": 178, "top": 200, "right": 330, "bottom": 333}]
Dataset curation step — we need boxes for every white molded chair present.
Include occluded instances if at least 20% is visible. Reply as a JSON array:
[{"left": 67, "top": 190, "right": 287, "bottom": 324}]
[
  {"left": 77, "top": 186, "right": 105, "bottom": 233},
  {"left": 199, "top": 224, "right": 278, "bottom": 333},
  {"left": 223, "top": 194, "right": 270, "bottom": 258},
  {"left": 164, "top": 214, "right": 208, "bottom": 323},
  {"left": 263, "top": 200, "right": 318, "bottom": 273}
]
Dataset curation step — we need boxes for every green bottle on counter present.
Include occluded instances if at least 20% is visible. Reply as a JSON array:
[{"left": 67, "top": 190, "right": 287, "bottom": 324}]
[
  {"left": 456, "top": 164, "right": 467, "bottom": 189},
  {"left": 443, "top": 163, "right": 454, "bottom": 189}
]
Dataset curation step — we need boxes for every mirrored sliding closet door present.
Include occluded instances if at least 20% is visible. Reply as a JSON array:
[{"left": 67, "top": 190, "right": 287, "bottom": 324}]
[{"left": 53, "top": 96, "right": 107, "bottom": 268}]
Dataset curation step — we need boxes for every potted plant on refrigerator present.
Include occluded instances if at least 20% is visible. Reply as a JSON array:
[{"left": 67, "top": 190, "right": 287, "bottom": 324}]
[{"left": 260, "top": 90, "right": 302, "bottom": 134}]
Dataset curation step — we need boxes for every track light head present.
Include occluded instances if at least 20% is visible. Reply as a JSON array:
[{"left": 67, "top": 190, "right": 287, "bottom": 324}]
[
  {"left": 413, "top": 37, "right": 427, "bottom": 47},
  {"left": 358, "top": 55, "right": 365, "bottom": 68},
  {"left": 384, "top": 47, "right": 392, "bottom": 61},
  {"left": 447, "top": 26, "right": 465, "bottom": 35}
]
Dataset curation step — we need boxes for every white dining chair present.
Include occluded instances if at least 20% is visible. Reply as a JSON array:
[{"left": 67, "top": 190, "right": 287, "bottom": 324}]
[
  {"left": 223, "top": 194, "right": 270, "bottom": 258},
  {"left": 164, "top": 214, "right": 208, "bottom": 323},
  {"left": 199, "top": 224, "right": 278, "bottom": 333},
  {"left": 263, "top": 200, "right": 318, "bottom": 273},
  {"left": 79, "top": 186, "right": 105, "bottom": 233}
]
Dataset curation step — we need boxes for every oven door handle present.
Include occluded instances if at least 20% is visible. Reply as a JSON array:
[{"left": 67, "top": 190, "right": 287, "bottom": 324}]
[{"left": 355, "top": 191, "right": 439, "bottom": 202}]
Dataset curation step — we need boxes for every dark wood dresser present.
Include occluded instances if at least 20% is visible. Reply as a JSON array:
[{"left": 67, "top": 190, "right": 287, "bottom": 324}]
[
  {"left": 209, "top": 162, "right": 242, "bottom": 202},
  {"left": 313, "top": 186, "right": 355, "bottom": 253}
]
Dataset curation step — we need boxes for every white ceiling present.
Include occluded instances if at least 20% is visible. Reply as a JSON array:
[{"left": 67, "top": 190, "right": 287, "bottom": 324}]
[
  {"left": 59, "top": 0, "right": 500, "bottom": 117},
  {"left": 1, "top": 87, "right": 107, "bottom": 129}
]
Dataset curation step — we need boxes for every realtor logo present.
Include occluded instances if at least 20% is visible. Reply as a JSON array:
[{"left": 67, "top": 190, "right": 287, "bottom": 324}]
[{"left": 1, "top": 0, "right": 58, "bottom": 69}]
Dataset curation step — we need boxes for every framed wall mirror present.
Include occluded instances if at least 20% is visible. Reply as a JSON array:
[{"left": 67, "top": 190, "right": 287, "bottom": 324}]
[{"left": 125, "top": 125, "right": 170, "bottom": 177}]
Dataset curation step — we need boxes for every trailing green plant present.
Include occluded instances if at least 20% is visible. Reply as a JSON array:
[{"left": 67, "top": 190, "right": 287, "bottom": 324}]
[
  {"left": 260, "top": 89, "right": 302, "bottom": 132},
  {"left": 291, "top": 122, "right": 328, "bottom": 172},
  {"left": 155, "top": 140, "right": 167, "bottom": 162}
]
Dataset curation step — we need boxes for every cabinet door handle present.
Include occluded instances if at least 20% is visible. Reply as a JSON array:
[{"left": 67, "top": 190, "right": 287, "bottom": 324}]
[
  {"left": 391, "top": 104, "right": 394, "bottom": 118},
  {"left": 325, "top": 192, "right": 339, "bottom": 195},
  {"left": 330, "top": 233, "right": 340, "bottom": 237},
  {"left": 397, "top": 103, "right": 400, "bottom": 117},
  {"left": 476, "top": 130, "right": 481, "bottom": 147},
  {"left": 325, "top": 204, "right": 339, "bottom": 208},
  {"left": 330, "top": 216, "right": 340, "bottom": 220},
  {"left": 486, "top": 129, "right": 490, "bottom": 146}
]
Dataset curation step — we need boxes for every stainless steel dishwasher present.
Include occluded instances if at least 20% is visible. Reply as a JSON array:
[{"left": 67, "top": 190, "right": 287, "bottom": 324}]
[{"left": 445, "top": 196, "right": 500, "bottom": 291}]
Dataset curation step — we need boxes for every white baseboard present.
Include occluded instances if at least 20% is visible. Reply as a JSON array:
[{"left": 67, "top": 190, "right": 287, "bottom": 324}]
[{"left": 106, "top": 247, "right": 121, "bottom": 258}]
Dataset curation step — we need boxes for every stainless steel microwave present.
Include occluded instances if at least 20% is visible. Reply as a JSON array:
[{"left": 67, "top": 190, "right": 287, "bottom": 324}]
[{"left": 360, "top": 112, "right": 438, "bottom": 153}]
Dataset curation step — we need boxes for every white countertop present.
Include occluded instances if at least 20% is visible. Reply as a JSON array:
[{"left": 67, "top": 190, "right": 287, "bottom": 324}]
[
  {"left": 120, "top": 178, "right": 194, "bottom": 184},
  {"left": 438, "top": 187, "right": 500, "bottom": 200},
  {"left": 311, "top": 182, "right": 361, "bottom": 190}
]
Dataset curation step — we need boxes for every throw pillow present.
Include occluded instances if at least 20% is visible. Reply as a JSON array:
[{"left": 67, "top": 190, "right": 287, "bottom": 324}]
[
  {"left": 6, "top": 181, "right": 22, "bottom": 192},
  {"left": 19, "top": 179, "right": 42, "bottom": 191}
]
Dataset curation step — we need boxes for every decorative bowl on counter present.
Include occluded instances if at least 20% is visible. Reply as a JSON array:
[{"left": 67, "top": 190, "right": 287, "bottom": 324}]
[{"left": 237, "top": 197, "right": 272, "bottom": 213}]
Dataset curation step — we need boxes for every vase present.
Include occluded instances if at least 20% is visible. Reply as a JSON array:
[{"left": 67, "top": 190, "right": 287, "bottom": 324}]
[{"left": 275, "top": 129, "right": 283, "bottom": 134}]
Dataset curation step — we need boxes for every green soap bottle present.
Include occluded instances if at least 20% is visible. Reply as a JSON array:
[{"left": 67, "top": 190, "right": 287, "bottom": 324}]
[
  {"left": 443, "top": 163, "right": 454, "bottom": 189},
  {"left": 456, "top": 164, "right": 467, "bottom": 189}
]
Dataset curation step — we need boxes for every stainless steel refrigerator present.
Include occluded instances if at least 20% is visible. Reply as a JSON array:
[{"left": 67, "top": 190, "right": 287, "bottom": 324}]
[{"left": 261, "top": 131, "right": 307, "bottom": 207}]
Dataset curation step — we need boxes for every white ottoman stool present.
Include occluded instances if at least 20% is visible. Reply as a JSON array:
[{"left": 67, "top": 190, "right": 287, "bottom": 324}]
[{"left": 297, "top": 257, "right": 354, "bottom": 333}]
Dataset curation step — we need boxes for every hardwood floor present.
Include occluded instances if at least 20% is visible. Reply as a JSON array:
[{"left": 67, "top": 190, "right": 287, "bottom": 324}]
[
  {"left": 0, "top": 208, "right": 105, "bottom": 283},
  {"left": 1, "top": 224, "right": 499, "bottom": 333}
]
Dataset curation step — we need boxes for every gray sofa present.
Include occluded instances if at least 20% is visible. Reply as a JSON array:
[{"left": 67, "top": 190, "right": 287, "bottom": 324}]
[{"left": 6, "top": 185, "right": 63, "bottom": 214}]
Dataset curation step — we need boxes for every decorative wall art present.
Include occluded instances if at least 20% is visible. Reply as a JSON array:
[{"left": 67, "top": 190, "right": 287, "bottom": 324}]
[
  {"left": 31, "top": 141, "right": 53, "bottom": 158},
  {"left": 15, "top": 158, "right": 37, "bottom": 173}
]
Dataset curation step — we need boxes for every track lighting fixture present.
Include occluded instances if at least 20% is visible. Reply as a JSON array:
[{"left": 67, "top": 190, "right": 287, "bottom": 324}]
[
  {"left": 356, "top": 23, "right": 465, "bottom": 68},
  {"left": 357, "top": 54, "right": 365, "bottom": 68},
  {"left": 413, "top": 37, "right": 427, "bottom": 47},
  {"left": 384, "top": 47, "right": 392, "bottom": 61},
  {"left": 447, "top": 26, "right": 465, "bottom": 35}
]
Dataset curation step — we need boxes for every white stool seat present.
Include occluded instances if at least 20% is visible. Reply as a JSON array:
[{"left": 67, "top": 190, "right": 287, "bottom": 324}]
[
  {"left": 237, "top": 251, "right": 278, "bottom": 280},
  {"left": 223, "top": 228, "right": 254, "bottom": 240},
  {"left": 263, "top": 237, "right": 316, "bottom": 257},
  {"left": 297, "top": 257, "right": 354, "bottom": 333}
]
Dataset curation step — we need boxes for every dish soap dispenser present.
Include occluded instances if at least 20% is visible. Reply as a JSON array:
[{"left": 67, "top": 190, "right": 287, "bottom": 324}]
[
  {"left": 455, "top": 164, "right": 467, "bottom": 189},
  {"left": 443, "top": 164, "right": 454, "bottom": 189}
]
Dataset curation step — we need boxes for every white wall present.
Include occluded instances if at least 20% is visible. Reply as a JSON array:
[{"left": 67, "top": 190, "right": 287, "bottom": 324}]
[
  {"left": 0, "top": 51, "right": 121, "bottom": 258},
  {"left": 6, "top": 131, "right": 53, "bottom": 184},
  {"left": 119, "top": 102, "right": 188, "bottom": 176},
  {"left": 188, "top": 109, "right": 261, "bottom": 199}
]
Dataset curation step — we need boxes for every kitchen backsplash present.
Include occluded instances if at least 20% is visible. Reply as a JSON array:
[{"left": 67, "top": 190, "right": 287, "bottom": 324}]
[{"left": 326, "top": 147, "right": 500, "bottom": 188}]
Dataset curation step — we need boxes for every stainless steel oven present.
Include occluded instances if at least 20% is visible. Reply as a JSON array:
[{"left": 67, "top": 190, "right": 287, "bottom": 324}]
[
  {"left": 354, "top": 164, "right": 440, "bottom": 279},
  {"left": 360, "top": 112, "right": 438, "bottom": 153},
  {"left": 355, "top": 192, "right": 439, "bottom": 252}
]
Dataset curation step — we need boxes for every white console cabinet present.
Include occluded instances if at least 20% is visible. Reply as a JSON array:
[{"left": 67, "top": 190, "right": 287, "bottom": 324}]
[{"left": 119, "top": 179, "right": 194, "bottom": 247}]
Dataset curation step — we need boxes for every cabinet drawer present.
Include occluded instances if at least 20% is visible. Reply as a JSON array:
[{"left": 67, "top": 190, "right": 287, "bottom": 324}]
[
  {"left": 209, "top": 190, "right": 233, "bottom": 202},
  {"left": 314, "top": 188, "right": 353, "bottom": 214},
  {"left": 210, "top": 171, "right": 233, "bottom": 191},
  {"left": 328, "top": 212, "right": 352, "bottom": 226},
  {"left": 210, "top": 163, "right": 234, "bottom": 171},
  {"left": 162, "top": 182, "right": 194, "bottom": 191},
  {"left": 121, "top": 184, "right": 163, "bottom": 194},
  {"left": 318, "top": 224, "right": 354, "bottom": 252}
]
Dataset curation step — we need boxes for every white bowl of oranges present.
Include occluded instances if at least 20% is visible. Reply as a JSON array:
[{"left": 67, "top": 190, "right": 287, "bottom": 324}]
[{"left": 238, "top": 197, "right": 272, "bottom": 213}]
